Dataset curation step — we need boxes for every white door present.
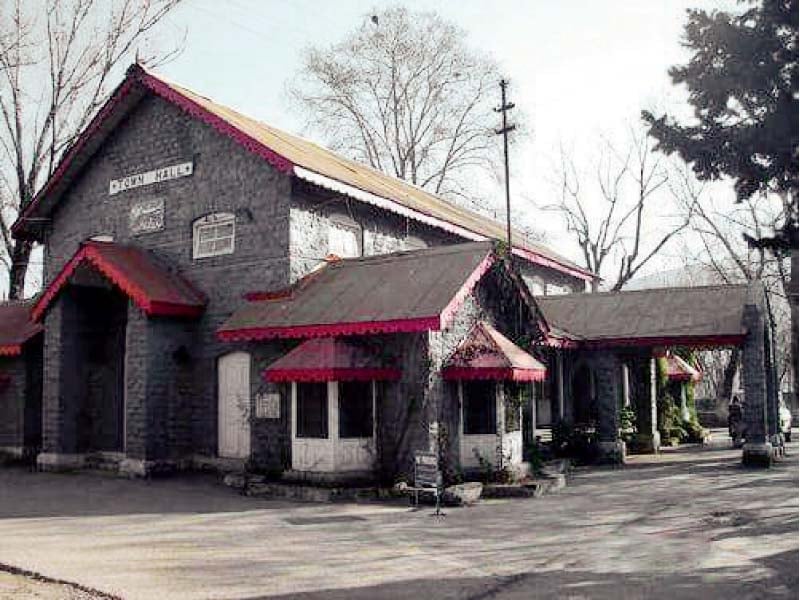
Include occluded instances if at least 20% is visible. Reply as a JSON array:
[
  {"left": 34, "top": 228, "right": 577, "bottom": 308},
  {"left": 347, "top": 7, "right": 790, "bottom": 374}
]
[{"left": 218, "top": 352, "right": 251, "bottom": 458}]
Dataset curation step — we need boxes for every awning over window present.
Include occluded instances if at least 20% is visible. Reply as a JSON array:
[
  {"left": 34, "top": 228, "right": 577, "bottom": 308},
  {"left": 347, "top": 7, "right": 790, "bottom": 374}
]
[
  {"left": 31, "top": 241, "right": 206, "bottom": 322},
  {"left": 263, "top": 338, "right": 401, "bottom": 382},
  {"left": 664, "top": 354, "right": 702, "bottom": 382},
  {"left": 443, "top": 321, "right": 546, "bottom": 382}
]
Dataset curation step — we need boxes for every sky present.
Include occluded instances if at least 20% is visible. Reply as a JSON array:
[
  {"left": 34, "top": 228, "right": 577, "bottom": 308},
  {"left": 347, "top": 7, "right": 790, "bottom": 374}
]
[{"left": 150, "top": 0, "right": 740, "bottom": 278}]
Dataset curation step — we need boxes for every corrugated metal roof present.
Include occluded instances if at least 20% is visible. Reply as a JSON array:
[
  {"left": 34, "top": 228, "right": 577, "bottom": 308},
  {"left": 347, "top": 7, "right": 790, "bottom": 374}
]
[
  {"left": 32, "top": 241, "right": 206, "bottom": 321},
  {"left": 218, "top": 242, "right": 494, "bottom": 340},
  {"left": 0, "top": 301, "right": 42, "bottom": 355},
  {"left": 445, "top": 321, "right": 546, "bottom": 372},
  {"left": 13, "top": 64, "right": 592, "bottom": 280},
  {"left": 535, "top": 284, "right": 750, "bottom": 344},
  {"left": 263, "top": 338, "right": 401, "bottom": 382}
]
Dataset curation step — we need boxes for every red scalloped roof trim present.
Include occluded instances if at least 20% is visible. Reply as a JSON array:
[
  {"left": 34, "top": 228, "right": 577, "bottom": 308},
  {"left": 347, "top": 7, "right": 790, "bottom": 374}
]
[
  {"left": 264, "top": 367, "right": 401, "bottom": 383},
  {"left": 31, "top": 243, "right": 205, "bottom": 322},
  {"left": 442, "top": 367, "right": 546, "bottom": 382},
  {"left": 139, "top": 72, "right": 294, "bottom": 174},
  {"left": 0, "top": 345, "right": 22, "bottom": 357},
  {"left": 219, "top": 315, "right": 441, "bottom": 341}
]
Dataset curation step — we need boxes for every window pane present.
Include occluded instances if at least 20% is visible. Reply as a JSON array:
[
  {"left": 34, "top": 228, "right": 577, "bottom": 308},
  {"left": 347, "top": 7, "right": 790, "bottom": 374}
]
[
  {"left": 463, "top": 381, "right": 496, "bottom": 435},
  {"left": 297, "top": 383, "right": 328, "bottom": 438},
  {"left": 339, "top": 381, "right": 373, "bottom": 438}
]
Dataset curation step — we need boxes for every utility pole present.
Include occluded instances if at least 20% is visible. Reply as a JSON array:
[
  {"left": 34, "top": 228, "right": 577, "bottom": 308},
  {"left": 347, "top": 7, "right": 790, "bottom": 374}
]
[{"left": 495, "top": 79, "right": 516, "bottom": 249}]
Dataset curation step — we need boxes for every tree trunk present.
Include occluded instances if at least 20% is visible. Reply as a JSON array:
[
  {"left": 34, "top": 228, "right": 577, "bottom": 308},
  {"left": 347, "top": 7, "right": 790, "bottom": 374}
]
[
  {"left": 790, "top": 249, "right": 798, "bottom": 417},
  {"left": 719, "top": 348, "right": 740, "bottom": 409},
  {"left": 8, "top": 239, "right": 33, "bottom": 300}
]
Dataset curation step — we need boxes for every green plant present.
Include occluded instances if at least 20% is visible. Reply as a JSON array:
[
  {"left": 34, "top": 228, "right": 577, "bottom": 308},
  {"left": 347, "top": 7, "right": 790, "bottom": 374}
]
[
  {"left": 551, "top": 419, "right": 598, "bottom": 464},
  {"left": 472, "top": 448, "right": 514, "bottom": 484}
]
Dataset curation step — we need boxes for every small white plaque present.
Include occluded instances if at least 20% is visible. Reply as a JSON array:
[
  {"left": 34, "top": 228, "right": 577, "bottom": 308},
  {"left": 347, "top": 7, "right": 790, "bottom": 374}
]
[
  {"left": 110, "top": 161, "right": 193, "bottom": 195},
  {"left": 129, "top": 198, "right": 165, "bottom": 234},
  {"left": 255, "top": 393, "right": 281, "bottom": 419}
]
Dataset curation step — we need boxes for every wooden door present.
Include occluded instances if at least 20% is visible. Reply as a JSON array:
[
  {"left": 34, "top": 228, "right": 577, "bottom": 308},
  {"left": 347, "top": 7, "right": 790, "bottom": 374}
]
[{"left": 218, "top": 352, "right": 251, "bottom": 458}]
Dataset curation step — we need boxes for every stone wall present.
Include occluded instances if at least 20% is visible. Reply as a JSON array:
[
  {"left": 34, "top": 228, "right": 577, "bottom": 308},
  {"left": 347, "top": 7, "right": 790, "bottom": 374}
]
[{"left": 0, "top": 355, "right": 29, "bottom": 455}]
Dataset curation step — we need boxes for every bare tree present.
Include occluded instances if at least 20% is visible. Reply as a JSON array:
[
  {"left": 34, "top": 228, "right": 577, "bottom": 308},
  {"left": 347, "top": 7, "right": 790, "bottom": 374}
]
[
  {"left": 671, "top": 165, "right": 794, "bottom": 406},
  {"left": 0, "top": 0, "right": 183, "bottom": 300},
  {"left": 545, "top": 127, "right": 689, "bottom": 291},
  {"left": 288, "top": 6, "right": 506, "bottom": 209}
]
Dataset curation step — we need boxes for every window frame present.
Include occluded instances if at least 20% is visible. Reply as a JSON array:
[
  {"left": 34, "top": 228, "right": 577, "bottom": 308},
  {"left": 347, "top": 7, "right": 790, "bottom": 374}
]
[
  {"left": 295, "top": 382, "right": 329, "bottom": 439},
  {"left": 193, "top": 212, "right": 236, "bottom": 259},
  {"left": 328, "top": 213, "right": 362, "bottom": 258},
  {"left": 462, "top": 380, "right": 498, "bottom": 435},
  {"left": 338, "top": 381, "right": 375, "bottom": 439}
]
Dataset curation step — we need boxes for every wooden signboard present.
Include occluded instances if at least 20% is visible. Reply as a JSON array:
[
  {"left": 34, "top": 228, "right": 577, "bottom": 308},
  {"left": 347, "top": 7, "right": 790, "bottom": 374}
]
[{"left": 414, "top": 451, "right": 441, "bottom": 489}]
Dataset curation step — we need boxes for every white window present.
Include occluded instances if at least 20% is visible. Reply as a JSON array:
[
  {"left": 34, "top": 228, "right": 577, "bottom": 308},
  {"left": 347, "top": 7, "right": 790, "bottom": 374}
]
[
  {"left": 404, "top": 235, "right": 428, "bottom": 251},
  {"left": 328, "top": 214, "right": 361, "bottom": 258},
  {"left": 193, "top": 212, "right": 235, "bottom": 259}
]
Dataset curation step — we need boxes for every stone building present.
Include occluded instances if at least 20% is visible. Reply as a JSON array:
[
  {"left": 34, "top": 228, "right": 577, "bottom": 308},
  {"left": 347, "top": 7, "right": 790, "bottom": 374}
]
[{"left": 4, "top": 64, "right": 779, "bottom": 480}]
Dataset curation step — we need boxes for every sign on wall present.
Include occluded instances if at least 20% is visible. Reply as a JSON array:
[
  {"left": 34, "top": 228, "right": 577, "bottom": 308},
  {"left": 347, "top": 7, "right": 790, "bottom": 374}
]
[
  {"left": 109, "top": 161, "right": 193, "bottom": 195},
  {"left": 129, "top": 198, "right": 165, "bottom": 234},
  {"left": 255, "top": 393, "right": 281, "bottom": 419}
]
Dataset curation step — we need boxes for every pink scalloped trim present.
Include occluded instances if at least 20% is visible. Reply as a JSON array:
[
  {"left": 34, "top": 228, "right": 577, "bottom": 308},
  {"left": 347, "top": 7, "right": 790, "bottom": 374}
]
[
  {"left": 512, "top": 247, "right": 594, "bottom": 282},
  {"left": 31, "top": 243, "right": 204, "bottom": 322},
  {"left": 442, "top": 367, "right": 546, "bottom": 382},
  {"left": 0, "top": 345, "right": 22, "bottom": 357},
  {"left": 264, "top": 367, "right": 401, "bottom": 383},
  {"left": 139, "top": 73, "right": 294, "bottom": 174},
  {"left": 219, "top": 315, "right": 441, "bottom": 342}
]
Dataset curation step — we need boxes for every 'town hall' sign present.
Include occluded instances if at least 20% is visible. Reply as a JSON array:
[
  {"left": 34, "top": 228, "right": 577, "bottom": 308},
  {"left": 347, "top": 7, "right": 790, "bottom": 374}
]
[{"left": 109, "top": 161, "right": 193, "bottom": 195}]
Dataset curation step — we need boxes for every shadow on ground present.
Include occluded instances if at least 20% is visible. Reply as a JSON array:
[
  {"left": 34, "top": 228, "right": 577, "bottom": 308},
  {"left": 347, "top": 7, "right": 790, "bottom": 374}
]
[{"left": 242, "top": 549, "right": 799, "bottom": 600}]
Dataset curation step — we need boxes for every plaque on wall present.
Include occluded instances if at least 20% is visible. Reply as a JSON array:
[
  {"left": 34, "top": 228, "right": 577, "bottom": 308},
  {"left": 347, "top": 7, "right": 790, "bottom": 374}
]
[
  {"left": 255, "top": 393, "right": 281, "bottom": 419},
  {"left": 130, "top": 198, "right": 165, "bottom": 234}
]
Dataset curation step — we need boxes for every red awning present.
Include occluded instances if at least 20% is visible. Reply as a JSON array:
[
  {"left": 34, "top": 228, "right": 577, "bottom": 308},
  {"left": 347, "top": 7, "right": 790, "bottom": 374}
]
[
  {"left": 443, "top": 321, "right": 547, "bottom": 382},
  {"left": 263, "top": 338, "right": 401, "bottom": 382},
  {"left": 664, "top": 354, "right": 702, "bottom": 382},
  {"left": 31, "top": 241, "right": 206, "bottom": 322}
]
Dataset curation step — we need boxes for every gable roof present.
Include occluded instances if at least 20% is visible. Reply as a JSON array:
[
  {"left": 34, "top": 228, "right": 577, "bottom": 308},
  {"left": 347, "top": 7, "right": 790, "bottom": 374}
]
[
  {"left": 664, "top": 354, "right": 702, "bottom": 382},
  {"left": 0, "top": 301, "right": 42, "bottom": 356},
  {"left": 442, "top": 321, "right": 546, "bottom": 382},
  {"left": 31, "top": 241, "right": 206, "bottom": 322},
  {"left": 218, "top": 242, "right": 495, "bottom": 341},
  {"left": 12, "top": 64, "right": 593, "bottom": 282},
  {"left": 535, "top": 284, "right": 750, "bottom": 348}
]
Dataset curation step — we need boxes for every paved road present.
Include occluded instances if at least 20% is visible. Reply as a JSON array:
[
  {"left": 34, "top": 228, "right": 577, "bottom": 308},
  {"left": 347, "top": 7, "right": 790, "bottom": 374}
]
[{"left": 0, "top": 432, "right": 796, "bottom": 599}]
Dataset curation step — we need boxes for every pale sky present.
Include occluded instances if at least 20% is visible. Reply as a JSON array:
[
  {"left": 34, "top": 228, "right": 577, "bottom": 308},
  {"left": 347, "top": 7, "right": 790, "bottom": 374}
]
[{"left": 152, "top": 0, "right": 740, "bottom": 278}]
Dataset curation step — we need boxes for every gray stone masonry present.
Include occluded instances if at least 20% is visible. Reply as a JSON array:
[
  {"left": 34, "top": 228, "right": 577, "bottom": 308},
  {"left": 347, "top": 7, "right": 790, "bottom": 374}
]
[
  {"left": 593, "top": 352, "right": 626, "bottom": 464},
  {"left": 741, "top": 298, "right": 772, "bottom": 467},
  {"left": 0, "top": 356, "right": 28, "bottom": 456}
]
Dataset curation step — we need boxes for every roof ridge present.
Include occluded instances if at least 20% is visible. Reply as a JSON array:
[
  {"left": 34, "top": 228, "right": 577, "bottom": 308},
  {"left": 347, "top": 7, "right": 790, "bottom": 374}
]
[{"left": 535, "top": 282, "right": 750, "bottom": 300}]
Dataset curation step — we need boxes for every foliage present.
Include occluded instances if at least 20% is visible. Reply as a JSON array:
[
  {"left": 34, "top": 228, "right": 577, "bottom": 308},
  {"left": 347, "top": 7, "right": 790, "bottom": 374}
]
[
  {"left": 619, "top": 405, "right": 637, "bottom": 435},
  {"left": 288, "top": 6, "right": 509, "bottom": 209},
  {"left": 0, "top": 0, "right": 184, "bottom": 299},
  {"left": 657, "top": 393, "right": 687, "bottom": 445},
  {"left": 472, "top": 448, "right": 514, "bottom": 484},
  {"left": 523, "top": 441, "right": 545, "bottom": 476},
  {"left": 642, "top": 0, "right": 798, "bottom": 249},
  {"left": 551, "top": 419, "right": 598, "bottom": 464}
]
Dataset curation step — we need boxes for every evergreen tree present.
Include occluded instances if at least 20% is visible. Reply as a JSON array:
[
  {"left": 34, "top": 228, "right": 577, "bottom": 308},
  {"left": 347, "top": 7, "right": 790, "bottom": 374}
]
[{"left": 643, "top": 0, "right": 797, "bottom": 249}]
